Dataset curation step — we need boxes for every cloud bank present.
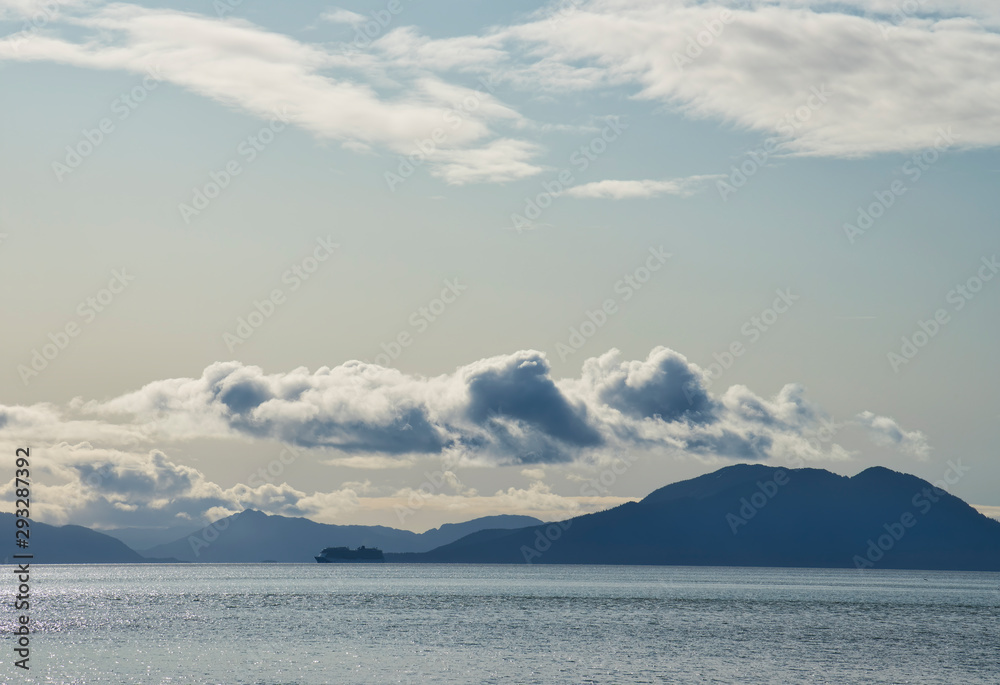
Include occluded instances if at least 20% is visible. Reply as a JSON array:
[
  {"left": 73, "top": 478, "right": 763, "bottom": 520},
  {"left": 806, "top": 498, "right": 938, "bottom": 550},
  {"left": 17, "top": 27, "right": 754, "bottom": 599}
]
[
  {"left": 1, "top": 346, "right": 898, "bottom": 465},
  {"left": 0, "top": 347, "right": 929, "bottom": 527},
  {"left": 1, "top": 347, "right": 927, "bottom": 467}
]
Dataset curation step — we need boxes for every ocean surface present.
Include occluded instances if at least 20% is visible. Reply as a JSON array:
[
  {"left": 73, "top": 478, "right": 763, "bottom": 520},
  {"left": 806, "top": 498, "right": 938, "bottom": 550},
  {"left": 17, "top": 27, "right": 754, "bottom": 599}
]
[{"left": 3, "top": 564, "right": 998, "bottom": 684}]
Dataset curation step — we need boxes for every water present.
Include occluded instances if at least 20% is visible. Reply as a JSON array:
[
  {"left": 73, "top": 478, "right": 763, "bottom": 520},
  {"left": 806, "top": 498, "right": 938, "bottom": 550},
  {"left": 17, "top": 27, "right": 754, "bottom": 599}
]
[{"left": 3, "top": 564, "right": 998, "bottom": 684}]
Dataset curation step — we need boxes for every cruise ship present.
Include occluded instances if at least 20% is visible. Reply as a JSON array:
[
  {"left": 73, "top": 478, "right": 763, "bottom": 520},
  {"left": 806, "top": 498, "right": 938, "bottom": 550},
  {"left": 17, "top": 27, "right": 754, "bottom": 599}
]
[{"left": 314, "top": 545, "right": 385, "bottom": 563}]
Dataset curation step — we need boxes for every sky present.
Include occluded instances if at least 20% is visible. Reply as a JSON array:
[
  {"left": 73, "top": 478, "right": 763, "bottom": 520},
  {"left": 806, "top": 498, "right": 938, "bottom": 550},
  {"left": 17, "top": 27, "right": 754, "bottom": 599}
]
[{"left": 0, "top": 0, "right": 998, "bottom": 533}]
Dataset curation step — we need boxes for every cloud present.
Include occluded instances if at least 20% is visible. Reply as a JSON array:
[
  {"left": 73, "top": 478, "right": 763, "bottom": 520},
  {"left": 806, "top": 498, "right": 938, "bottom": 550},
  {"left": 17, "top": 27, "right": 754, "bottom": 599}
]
[
  {"left": 370, "top": 0, "right": 1000, "bottom": 159},
  {"left": 427, "top": 138, "right": 544, "bottom": 186},
  {"left": 0, "top": 442, "right": 320, "bottom": 527},
  {"left": 0, "top": 348, "right": 932, "bottom": 528},
  {"left": 1, "top": 347, "right": 927, "bottom": 469},
  {"left": 4, "top": 0, "right": 997, "bottom": 186},
  {"left": 370, "top": 25, "right": 508, "bottom": 72},
  {"left": 0, "top": 2, "right": 543, "bottom": 184},
  {"left": 561, "top": 175, "right": 722, "bottom": 199},
  {"left": 580, "top": 347, "right": 716, "bottom": 423},
  {"left": 854, "top": 410, "right": 931, "bottom": 459},
  {"left": 0, "top": 0, "right": 89, "bottom": 21},
  {"left": 0, "top": 440, "right": 632, "bottom": 528},
  {"left": 383, "top": 481, "right": 636, "bottom": 523},
  {"left": 499, "top": 0, "right": 999, "bottom": 157},
  {"left": 320, "top": 8, "right": 365, "bottom": 26}
]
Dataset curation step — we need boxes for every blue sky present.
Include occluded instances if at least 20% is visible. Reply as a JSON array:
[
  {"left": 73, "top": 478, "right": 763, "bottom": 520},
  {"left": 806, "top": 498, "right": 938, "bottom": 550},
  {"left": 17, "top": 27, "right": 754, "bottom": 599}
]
[{"left": 1, "top": 0, "right": 998, "bottom": 531}]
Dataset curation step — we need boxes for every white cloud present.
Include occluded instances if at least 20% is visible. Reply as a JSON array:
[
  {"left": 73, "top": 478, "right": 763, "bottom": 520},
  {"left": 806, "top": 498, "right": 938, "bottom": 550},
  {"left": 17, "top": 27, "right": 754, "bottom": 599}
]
[
  {"left": 501, "top": 0, "right": 1000, "bottom": 157},
  {"left": 0, "top": 3, "right": 544, "bottom": 184},
  {"left": 854, "top": 410, "right": 931, "bottom": 459},
  {"left": 4, "top": 0, "right": 997, "bottom": 185},
  {"left": 383, "top": 0, "right": 1000, "bottom": 158},
  {"left": 428, "top": 138, "right": 544, "bottom": 185},
  {"left": 320, "top": 8, "right": 365, "bottom": 26},
  {"left": 561, "top": 175, "right": 722, "bottom": 199},
  {"left": 371, "top": 26, "right": 507, "bottom": 72}
]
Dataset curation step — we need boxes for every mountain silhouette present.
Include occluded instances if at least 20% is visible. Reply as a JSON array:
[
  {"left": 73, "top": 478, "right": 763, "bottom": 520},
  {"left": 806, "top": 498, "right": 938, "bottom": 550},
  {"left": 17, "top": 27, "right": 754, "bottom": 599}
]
[
  {"left": 103, "top": 523, "right": 206, "bottom": 551},
  {"left": 0, "top": 513, "right": 148, "bottom": 564},
  {"left": 389, "top": 464, "right": 1000, "bottom": 571},
  {"left": 142, "top": 511, "right": 544, "bottom": 562}
]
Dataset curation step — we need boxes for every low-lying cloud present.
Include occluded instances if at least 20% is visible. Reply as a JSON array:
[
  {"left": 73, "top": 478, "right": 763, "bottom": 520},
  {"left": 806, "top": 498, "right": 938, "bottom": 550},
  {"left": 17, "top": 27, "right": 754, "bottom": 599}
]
[
  {"left": 2, "top": 346, "right": 924, "bottom": 466},
  {"left": 0, "top": 346, "right": 930, "bottom": 528}
]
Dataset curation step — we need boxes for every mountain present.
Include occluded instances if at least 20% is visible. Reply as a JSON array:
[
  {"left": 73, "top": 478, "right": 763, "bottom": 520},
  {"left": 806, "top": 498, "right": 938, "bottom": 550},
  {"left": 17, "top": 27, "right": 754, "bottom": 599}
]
[
  {"left": 142, "top": 511, "right": 544, "bottom": 562},
  {"left": 1, "top": 513, "right": 147, "bottom": 564},
  {"left": 102, "top": 523, "right": 203, "bottom": 551},
  {"left": 390, "top": 464, "right": 1000, "bottom": 571}
]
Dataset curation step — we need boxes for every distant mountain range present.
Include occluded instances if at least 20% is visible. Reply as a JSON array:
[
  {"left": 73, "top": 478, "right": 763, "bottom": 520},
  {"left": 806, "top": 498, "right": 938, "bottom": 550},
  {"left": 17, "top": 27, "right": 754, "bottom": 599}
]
[
  {"left": 104, "top": 523, "right": 206, "bottom": 551},
  {"left": 6, "top": 465, "right": 999, "bottom": 570},
  {"left": 389, "top": 464, "right": 1000, "bottom": 571},
  {"left": 139, "top": 512, "right": 544, "bottom": 562},
  {"left": 1, "top": 513, "right": 148, "bottom": 564},
  {"left": 3, "top": 511, "right": 543, "bottom": 564}
]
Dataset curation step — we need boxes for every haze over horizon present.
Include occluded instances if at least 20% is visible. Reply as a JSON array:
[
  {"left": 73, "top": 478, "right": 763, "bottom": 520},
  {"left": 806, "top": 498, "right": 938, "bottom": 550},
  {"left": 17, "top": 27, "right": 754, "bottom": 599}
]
[{"left": 1, "top": 0, "right": 998, "bottom": 533}]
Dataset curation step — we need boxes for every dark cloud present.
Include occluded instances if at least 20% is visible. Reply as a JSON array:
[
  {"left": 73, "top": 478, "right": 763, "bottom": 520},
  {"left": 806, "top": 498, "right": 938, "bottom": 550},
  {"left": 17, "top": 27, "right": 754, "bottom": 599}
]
[
  {"left": 465, "top": 353, "right": 603, "bottom": 448},
  {"left": 217, "top": 379, "right": 273, "bottom": 414},
  {"left": 75, "top": 451, "right": 198, "bottom": 497},
  {"left": 684, "top": 430, "right": 772, "bottom": 462},
  {"left": 593, "top": 347, "right": 716, "bottom": 423},
  {"left": 276, "top": 409, "right": 448, "bottom": 454}
]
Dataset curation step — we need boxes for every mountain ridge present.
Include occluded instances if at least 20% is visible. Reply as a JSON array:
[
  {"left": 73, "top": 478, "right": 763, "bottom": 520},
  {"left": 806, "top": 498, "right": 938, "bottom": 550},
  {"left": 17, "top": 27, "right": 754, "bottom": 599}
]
[
  {"left": 142, "top": 511, "right": 545, "bottom": 562},
  {"left": 389, "top": 464, "right": 1000, "bottom": 571},
  {"left": 1, "top": 513, "right": 150, "bottom": 564}
]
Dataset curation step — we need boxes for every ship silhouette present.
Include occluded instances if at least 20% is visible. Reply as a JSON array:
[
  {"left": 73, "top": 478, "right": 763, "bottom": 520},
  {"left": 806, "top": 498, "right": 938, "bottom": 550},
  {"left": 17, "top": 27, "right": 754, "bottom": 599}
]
[{"left": 315, "top": 545, "right": 385, "bottom": 563}]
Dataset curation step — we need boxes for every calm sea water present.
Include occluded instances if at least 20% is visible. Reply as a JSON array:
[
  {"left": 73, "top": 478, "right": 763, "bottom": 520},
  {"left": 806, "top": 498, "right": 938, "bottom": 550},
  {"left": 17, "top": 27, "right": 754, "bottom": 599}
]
[{"left": 3, "top": 564, "right": 998, "bottom": 684}]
